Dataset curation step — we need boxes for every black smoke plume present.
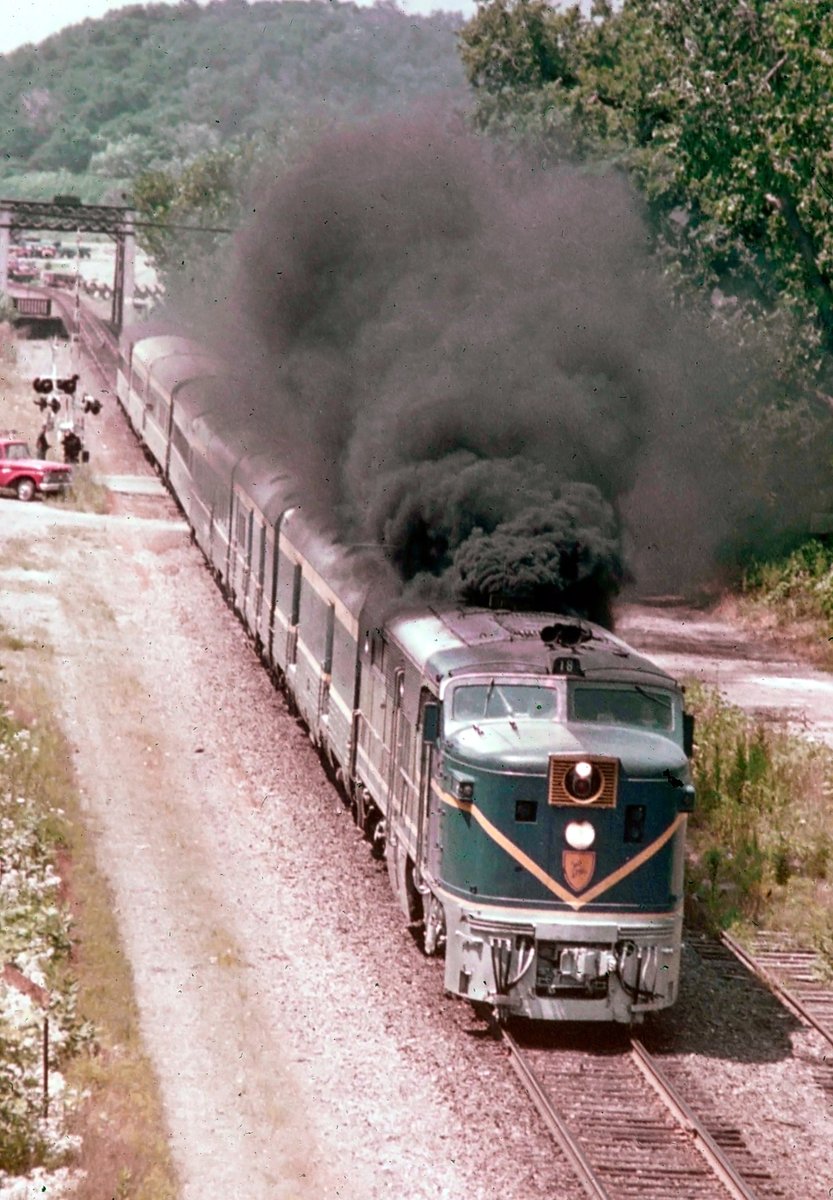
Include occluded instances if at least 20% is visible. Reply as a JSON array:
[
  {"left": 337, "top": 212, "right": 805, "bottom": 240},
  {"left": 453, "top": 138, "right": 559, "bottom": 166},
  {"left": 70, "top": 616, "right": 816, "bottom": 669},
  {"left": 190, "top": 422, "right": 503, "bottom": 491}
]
[{"left": 220, "top": 114, "right": 831, "bottom": 622}]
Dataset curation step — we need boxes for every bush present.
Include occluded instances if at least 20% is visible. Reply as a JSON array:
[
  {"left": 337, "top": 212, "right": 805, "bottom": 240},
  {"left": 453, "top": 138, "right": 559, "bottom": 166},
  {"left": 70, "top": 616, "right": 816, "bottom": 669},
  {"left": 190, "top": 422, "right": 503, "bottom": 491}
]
[
  {"left": 0, "top": 708, "right": 91, "bottom": 1176},
  {"left": 686, "top": 683, "right": 833, "bottom": 966},
  {"left": 742, "top": 539, "right": 833, "bottom": 627}
]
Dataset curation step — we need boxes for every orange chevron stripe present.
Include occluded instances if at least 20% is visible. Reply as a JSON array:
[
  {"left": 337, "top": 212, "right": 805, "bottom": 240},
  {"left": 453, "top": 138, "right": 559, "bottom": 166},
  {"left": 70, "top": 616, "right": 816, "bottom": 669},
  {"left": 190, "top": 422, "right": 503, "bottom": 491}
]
[{"left": 432, "top": 781, "right": 686, "bottom": 913}]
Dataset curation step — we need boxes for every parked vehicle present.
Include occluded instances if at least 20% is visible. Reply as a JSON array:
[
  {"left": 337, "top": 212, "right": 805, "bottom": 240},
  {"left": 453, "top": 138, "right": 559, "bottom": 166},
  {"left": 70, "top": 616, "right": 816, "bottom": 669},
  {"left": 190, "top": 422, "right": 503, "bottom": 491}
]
[{"left": 0, "top": 433, "right": 72, "bottom": 501}]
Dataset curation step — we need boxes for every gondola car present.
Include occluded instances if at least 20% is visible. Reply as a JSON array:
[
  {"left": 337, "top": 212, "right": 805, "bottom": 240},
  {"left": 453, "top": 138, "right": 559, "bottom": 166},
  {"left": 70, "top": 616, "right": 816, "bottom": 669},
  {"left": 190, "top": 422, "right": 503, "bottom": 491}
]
[{"left": 117, "top": 333, "right": 695, "bottom": 1023}]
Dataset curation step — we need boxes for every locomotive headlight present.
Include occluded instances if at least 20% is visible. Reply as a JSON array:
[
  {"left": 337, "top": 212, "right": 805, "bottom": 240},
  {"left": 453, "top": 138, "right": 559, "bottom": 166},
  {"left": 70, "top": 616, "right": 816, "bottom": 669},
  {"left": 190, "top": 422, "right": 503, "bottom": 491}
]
[
  {"left": 565, "top": 820, "right": 596, "bottom": 850},
  {"left": 455, "top": 780, "right": 475, "bottom": 802},
  {"left": 564, "top": 760, "right": 603, "bottom": 803}
]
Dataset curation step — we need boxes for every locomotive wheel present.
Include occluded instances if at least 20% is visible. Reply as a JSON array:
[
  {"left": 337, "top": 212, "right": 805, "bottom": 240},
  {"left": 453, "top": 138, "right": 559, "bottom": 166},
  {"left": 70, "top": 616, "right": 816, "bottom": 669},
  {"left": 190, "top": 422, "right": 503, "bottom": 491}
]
[{"left": 15, "top": 478, "right": 35, "bottom": 502}]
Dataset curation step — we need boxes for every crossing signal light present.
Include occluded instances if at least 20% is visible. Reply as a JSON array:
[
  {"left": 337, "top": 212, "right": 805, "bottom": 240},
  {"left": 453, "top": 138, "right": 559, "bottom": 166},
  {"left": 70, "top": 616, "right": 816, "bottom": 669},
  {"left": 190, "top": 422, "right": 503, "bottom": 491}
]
[
  {"left": 49, "top": 398, "right": 61, "bottom": 413},
  {"left": 57, "top": 374, "right": 79, "bottom": 395},
  {"left": 32, "top": 377, "right": 53, "bottom": 394}
]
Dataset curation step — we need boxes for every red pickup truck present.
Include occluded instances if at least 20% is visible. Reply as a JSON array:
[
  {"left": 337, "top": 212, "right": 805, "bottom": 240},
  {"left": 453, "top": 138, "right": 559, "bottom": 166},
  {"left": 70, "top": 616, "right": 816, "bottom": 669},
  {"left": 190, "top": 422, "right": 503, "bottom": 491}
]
[{"left": 0, "top": 435, "right": 72, "bottom": 501}]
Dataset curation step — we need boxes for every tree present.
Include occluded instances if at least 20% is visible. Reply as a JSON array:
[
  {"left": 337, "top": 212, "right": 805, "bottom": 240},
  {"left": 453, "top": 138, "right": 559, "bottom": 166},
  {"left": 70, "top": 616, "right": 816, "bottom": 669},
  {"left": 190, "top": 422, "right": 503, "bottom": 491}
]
[
  {"left": 89, "top": 133, "right": 166, "bottom": 179},
  {"left": 131, "top": 142, "right": 252, "bottom": 310},
  {"left": 460, "top": 0, "right": 833, "bottom": 385}
]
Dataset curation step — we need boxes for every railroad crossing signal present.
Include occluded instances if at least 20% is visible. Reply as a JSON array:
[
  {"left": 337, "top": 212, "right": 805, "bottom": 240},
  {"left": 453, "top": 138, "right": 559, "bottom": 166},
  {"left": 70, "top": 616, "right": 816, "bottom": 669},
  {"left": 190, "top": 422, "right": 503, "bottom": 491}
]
[
  {"left": 32, "top": 375, "right": 99, "bottom": 417},
  {"left": 32, "top": 374, "right": 79, "bottom": 395},
  {"left": 32, "top": 375, "right": 82, "bottom": 412}
]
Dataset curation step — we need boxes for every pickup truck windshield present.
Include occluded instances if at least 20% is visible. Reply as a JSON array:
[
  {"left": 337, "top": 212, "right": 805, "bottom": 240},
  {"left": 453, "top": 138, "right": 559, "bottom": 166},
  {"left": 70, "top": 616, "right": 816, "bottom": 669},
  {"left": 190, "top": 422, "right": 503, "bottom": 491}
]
[{"left": 4, "top": 443, "right": 33, "bottom": 460}]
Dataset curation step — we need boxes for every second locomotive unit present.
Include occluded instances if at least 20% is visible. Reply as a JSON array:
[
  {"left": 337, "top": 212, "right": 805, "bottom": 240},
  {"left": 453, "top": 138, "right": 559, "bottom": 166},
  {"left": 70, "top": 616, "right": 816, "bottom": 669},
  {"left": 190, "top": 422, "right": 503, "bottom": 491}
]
[{"left": 117, "top": 331, "right": 695, "bottom": 1023}]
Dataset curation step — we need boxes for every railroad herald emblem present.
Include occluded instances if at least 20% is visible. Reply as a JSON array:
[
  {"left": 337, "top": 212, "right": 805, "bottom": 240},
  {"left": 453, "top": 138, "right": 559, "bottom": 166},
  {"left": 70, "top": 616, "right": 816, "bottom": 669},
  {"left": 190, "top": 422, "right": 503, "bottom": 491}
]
[{"left": 562, "top": 850, "right": 596, "bottom": 892}]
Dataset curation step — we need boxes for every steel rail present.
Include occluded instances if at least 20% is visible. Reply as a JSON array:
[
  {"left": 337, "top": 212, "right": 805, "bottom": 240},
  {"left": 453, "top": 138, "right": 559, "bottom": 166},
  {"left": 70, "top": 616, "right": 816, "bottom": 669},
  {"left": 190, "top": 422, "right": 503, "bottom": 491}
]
[
  {"left": 55, "top": 290, "right": 119, "bottom": 390},
  {"left": 77, "top": 307, "right": 117, "bottom": 389},
  {"left": 503, "top": 1029, "right": 611, "bottom": 1200},
  {"left": 721, "top": 930, "right": 833, "bottom": 1052},
  {"left": 629, "top": 1037, "right": 762, "bottom": 1200},
  {"left": 504, "top": 1027, "right": 767, "bottom": 1200}
]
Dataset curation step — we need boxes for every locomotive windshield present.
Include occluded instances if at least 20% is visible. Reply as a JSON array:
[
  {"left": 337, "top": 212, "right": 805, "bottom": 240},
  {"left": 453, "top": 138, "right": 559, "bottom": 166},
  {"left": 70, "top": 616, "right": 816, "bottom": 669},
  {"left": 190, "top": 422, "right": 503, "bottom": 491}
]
[
  {"left": 570, "top": 684, "right": 674, "bottom": 732},
  {"left": 452, "top": 682, "right": 557, "bottom": 722}
]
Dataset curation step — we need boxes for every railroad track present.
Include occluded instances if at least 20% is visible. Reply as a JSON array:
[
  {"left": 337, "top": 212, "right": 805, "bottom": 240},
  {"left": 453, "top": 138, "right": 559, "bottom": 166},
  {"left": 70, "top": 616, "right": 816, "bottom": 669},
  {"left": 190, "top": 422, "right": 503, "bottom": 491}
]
[
  {"left": 64, "top": 292, "right": 120, "bottom": 387},
  {"left": 718, "top": 930, "right": 833, "bottom": 1052},
  {"left": 697, "top": 929, "right": 833, "bottom": 1104},
  {"left": 504, "top": 1028, "right": 783, "bottom": 1200}
]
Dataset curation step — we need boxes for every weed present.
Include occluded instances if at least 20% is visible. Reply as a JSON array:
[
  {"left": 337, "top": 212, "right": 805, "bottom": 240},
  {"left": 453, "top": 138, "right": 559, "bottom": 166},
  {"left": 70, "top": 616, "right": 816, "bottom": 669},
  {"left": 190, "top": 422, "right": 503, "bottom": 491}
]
[
  {"left": 0, "top": 680, "right": 177, "bottom": 1197},
  {"left": 738, "top": 539, "right": 833, "bottom": 663},
  {"left": 0, "top": 633, "right": 30, "bottom": 652},
  {"left": 53, "top": 466, "right": 110, "bottom": 515},
  {"left": 686, "top": 683, "right": 833, "bottom": 971}
]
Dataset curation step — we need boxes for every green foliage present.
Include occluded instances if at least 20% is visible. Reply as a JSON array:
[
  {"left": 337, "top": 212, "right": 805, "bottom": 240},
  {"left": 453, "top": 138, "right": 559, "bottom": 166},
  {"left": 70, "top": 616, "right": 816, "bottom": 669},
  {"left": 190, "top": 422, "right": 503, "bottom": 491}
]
[
  {"left": 742, "top": 538, "right": 833, "bottom": 628},
  {"left": 0, "top": 169, "right": 121, "bottom": 204},
  {"left": 0, "top": 0, "right": 465, "bottom": 179},
  {"left": 0, "top": 709, "right": 93, "bottom": 1175},
  {"left": 132, "top": 142, "right": 251, "bottom": 294},
  {"left": 460, "top": 0, "right": 833, "bottom": 388},
  {"left": 0, "top": 0, "right": 467, "bottom": 301},
  {"left": 686, "top": 683, "right": 833, "bottom": 966}
]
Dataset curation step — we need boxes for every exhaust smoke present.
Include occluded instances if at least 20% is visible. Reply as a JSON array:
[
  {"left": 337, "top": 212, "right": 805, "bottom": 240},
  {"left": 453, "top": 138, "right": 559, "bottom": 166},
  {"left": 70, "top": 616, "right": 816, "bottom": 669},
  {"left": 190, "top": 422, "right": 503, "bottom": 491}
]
[{"left": 218, "top": 114, "right": 830, "bottom": 623}]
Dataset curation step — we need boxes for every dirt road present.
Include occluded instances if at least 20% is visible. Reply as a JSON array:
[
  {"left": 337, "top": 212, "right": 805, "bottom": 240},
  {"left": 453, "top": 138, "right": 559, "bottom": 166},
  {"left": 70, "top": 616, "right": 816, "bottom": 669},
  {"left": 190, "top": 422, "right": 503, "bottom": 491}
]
[
  {"left": 616, "top": 601, "right": 833, "bottom": 746},
  {"left": 3, "top": 499, "right": 565, "bottom": 1200}
]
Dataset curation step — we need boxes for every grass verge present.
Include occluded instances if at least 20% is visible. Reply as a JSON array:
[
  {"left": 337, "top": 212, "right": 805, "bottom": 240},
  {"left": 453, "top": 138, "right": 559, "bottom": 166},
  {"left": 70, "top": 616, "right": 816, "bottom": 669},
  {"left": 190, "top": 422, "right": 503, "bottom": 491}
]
[
  {"left": 0, "top": 664, "right": 178, "bottom": 1198},
  {"left": 54, "top": 465, "right": 110, "bottom": 514},
  {"left": 686, "top": 682, "right": 833, "bottom": 972},
  {"left": 733, "top": 538, "right": 833, "bottom": 668}
]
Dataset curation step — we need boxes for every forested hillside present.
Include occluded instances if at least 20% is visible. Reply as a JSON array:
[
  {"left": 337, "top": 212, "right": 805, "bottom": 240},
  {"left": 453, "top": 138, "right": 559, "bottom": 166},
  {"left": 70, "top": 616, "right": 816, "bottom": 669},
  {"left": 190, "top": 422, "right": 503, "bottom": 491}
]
[{"left": 0, "top": 0, "right": 465, "bottom": 189}]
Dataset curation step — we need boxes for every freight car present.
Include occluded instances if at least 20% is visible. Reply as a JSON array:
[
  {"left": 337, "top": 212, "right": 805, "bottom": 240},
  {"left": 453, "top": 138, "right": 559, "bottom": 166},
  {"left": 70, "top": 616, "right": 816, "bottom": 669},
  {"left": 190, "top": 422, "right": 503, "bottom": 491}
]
[{"left": 117, "top": 332, "right": 696, "bottom": 1024}]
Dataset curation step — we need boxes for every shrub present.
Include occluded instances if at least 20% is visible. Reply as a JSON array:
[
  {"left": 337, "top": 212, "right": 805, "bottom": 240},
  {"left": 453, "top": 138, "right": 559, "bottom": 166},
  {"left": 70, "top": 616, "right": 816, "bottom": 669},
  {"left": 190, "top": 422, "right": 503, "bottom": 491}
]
[
  {"left": 0, "top": 708, "right": 91, "bottom": 1176},
  {"left": 686, "top": 682, "right": 833, "bottom": 968},
  {"left": 742, "top": 539, "right": 833, "bottom": 627}
]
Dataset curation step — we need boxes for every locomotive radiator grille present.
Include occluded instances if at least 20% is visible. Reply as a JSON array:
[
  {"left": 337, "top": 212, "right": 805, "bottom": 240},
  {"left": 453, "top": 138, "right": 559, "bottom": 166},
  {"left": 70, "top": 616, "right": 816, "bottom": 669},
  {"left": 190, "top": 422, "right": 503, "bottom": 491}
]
[{"left": 548, "top": 754, "right": 619, "bottom": 808}]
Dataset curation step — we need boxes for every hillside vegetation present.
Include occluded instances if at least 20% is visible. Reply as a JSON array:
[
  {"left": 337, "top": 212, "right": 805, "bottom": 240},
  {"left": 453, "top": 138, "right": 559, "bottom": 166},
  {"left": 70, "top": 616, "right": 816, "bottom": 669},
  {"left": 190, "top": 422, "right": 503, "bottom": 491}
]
[
  {"left": 461, "top": 0, "right": 833, "bottom": 395},
  {"left": 460, "top": 0, "right": 833, "bottom": 629},
  {"left": 0, "top": 0, "right": 465, "bottom": 195}
]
